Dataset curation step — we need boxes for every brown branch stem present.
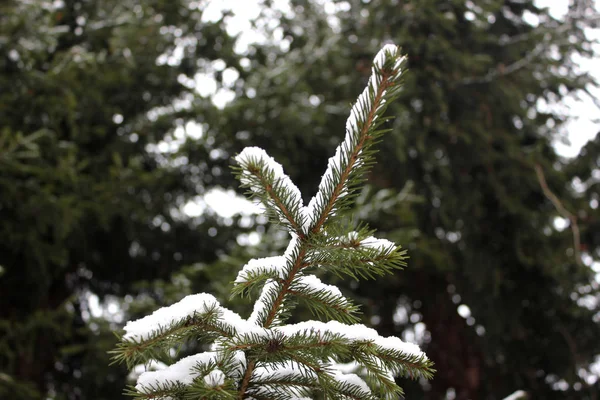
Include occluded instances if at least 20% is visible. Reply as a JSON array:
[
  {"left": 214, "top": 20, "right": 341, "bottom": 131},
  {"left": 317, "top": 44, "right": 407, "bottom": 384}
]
[{"left": 534, "top": 163, "right": 581, "bottom": 265}]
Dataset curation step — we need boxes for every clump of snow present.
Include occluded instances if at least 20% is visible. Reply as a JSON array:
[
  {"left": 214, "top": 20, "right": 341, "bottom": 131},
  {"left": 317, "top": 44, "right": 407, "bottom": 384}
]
[
  {"left": 136, "top": 352, "right": 244, "bottom": 392},
  {"left": 235, "top": 256, "right": 288, "bottom": 284},
  {"left": 249, "top": 279, "right": 280, "bottom": 325},
  {"left": 127, "top": 360, "right": 168, "bottom": 382},
  {"left": 136, "top": 352, "right": 216, "bottom": 392},
  {"left": 253, "top": 360, "right": 317, "bottom": 381},
  {"left": 284, "top": 233, "right": 301, "bottom": 259},
  {"left": 235, "top": 147, "right": 309, "bottom": 230},
  {"left": 274, "top": 320, "right": 426, "bottom": 359},
  {"left": 123, "top": 293, "right": 255, "bottom": 341},
  {"left": 292, "top": 275, "right": 346, "bottom": 303},
  {"left": 346, "top": 231, "right": 359, "bottom": 242},
  {"left": 123, "top": 293, "right": 220, "bottom": 341},
  {"left": 251, "top": 362, "right": 317, "bottom": 398},
  {"left": 373, "top": 44, "right": 400, "bottom": 70},
  {"left": 203, "top": 369, "right": 225, "bottom": 387},
  {"left": 229, "top": 350, "right": 247, "bottom": 378},
  {"left": 253, "top": 361, "right": 370, "bottom": 395},
  {"left": 332, "top": 369, "right": 371, "bottom": 394},
  {"left": 360, "top": 236, "right": 396, "bottom": 252}
]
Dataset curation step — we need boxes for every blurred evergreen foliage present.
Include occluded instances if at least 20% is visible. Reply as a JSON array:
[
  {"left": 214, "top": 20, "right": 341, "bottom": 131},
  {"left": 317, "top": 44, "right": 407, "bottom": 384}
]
[{"left": 0, "top": 0, "right": 246, "bottom": 398}]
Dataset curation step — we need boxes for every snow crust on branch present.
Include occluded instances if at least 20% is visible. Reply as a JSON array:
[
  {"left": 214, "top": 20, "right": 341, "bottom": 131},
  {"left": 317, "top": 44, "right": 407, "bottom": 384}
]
[
  {"left": 273, "top": 320, "right": 426, "bottom": 359},
  {"left": 373, "top": 44, "right": 404, "bottom": 70},
  {"left": 252, "top": 361, "right": 371, "bottom": 396},
  {"left": 292, "top": 274, "right": 346, "bottom": 301},
  {"left": 246, "top": 233, "right": 301, "bottom": 325},
  {"left": 332, "top": 369, "right": 372, "bottom": 394},
  {"left": 235, "top": 234, "right": 300, "bottom": 285},
  {"left": 235, "top": 256, "right": 288, "bottom": 283},
  {"left": 203, "top": 369, "right": 225, "bottom": 387},
  {"left": 123, "top": 293, "right": 248, "bottom": 341},
  {"left": 127, "top": 360, "right": 167, "bottom": 382},
  {"left": 136, "top": 351, "right": 245, "bottom": 392},
  {"left": 253, "top": 360, "right": 316, "bottom": 380},
  {"left": 235, "top": 146, "right": 310, "bottom": 230},
  {"left": 249, "top": 279, "right": 280, "bottom": 325},
  {"left": 304, "top": 46, "right": 406, "bottom": 232},
  {"left": 360, "top": 236, "right": 397, "bottom": 252},
  {"left": 136, "top": 352, "right": 214, "bottom": 392}
]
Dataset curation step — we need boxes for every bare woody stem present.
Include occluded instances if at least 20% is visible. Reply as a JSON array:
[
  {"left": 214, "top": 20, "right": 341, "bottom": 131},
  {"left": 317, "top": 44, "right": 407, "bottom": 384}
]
[
  {"left": 534, "top": 163, "right": 581, "bottom": 265},
  {"left": 237, "top": 66, "right": 399, "bottom": 400}
]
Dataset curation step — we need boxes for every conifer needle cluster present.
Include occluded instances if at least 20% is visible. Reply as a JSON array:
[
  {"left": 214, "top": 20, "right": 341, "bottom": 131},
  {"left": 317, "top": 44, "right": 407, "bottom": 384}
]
[{"left": 112, "top": 44, "right": 434, "bottom": 399}]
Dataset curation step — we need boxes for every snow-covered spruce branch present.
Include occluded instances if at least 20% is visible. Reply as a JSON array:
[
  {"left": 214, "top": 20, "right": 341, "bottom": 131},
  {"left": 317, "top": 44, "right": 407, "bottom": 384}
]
[{"left": 113, "top": 44, "right": 434, "bottom": 399}]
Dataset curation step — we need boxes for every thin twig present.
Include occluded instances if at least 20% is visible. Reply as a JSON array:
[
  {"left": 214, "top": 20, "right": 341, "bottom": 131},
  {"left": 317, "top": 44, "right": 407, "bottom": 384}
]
[{"left": 534, "top": 163, "right": 581, "bottom": 265}]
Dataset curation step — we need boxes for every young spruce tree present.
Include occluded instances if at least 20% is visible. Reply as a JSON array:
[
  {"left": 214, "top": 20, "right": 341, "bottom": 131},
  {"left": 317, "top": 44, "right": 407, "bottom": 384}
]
[{"left": 113, "top": 45, "right": 434, "bottom": 399}]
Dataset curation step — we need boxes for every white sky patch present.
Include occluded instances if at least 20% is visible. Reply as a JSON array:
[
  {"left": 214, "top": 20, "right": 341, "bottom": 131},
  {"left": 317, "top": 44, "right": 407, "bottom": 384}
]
[
  {"left": 457, "top": 304, "right": 471, "bottom": 319},
  {"left": 204, "top": 188, "right": 262, "bottom": 217},
  {"left": 536, "top": 0, "right": 569, "bottom": 20},
  {"left": 148, "top": 121, "right": 205, "bottom": 156},
  {"left": 182, "top": 196, "right": 207, "bottom": 217},
  {"left": 553, "top": 216, "right": 569, "bottom": 232},
  {"left": 84, "top": 292, "right": 125, "bottom": 324},
  {"left": 182, "top": 188, "right": 262, "bottom": 219},
  {"left": 535, "top": 0, "right": 600, "bottom": 158},
  {"left": 195, "top": 72, "right": 218, "bottom": 97}
]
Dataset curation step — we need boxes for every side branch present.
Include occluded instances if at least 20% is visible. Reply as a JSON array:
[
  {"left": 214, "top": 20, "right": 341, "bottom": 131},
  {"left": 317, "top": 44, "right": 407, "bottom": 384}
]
[
  {"left": 311, "top": 71, "right": 395, "bottom": 234},
  {"left": 253, "top": 167, "right": 305, "bottom": 236}
]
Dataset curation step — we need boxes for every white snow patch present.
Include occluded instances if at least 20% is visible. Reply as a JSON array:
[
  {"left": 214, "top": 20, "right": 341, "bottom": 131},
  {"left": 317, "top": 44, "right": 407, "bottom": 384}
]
[
  {"left": 249, "top": 279, "right": 280, "bottom": 325},
  {"left": 274, "top": 320, "right": 426, "bottom": 359},
  {"left": 332, "top": 369, "right": 371, "bottom": 394},
  {"left": 203, "top": 369, "right": 225, "bottom": 387},
  {"left": 123, "top": 293, "right": 220, "bottom": 341},
  {"left": 253, "top": 360, "right": 317, "bottom": 380},
  {"left": 127, "top": 360, "right": 168, "bottom": 382},
  {"left": 360, "top": 236, "right": 396, "bottom": 252},
  {"left": 235, "top": 256, "right": 288, "bottom": 284},
  {"left": 503, "top": 390, "right": 528, "bottom": 400},
  {"left": 136, "top": 352, "right": 216, "bottom": 392},
  {"left": 123, "top": 293, "right": 253, "bottom": 341},
  {"left": 373, "top": 44, "right": 401, "bottom": 69},
  {"left": 292, "top": 275, "right": 346, "bottom": 302},
  {"left": 236, "top": 147, "right": 309, "bottom": 230}
]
